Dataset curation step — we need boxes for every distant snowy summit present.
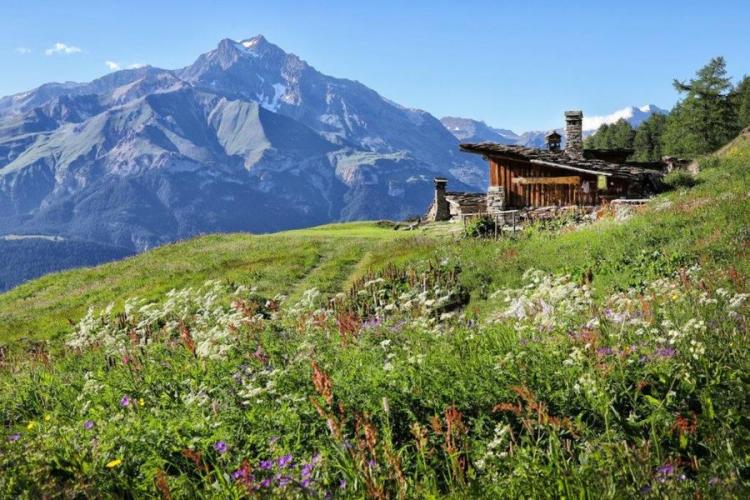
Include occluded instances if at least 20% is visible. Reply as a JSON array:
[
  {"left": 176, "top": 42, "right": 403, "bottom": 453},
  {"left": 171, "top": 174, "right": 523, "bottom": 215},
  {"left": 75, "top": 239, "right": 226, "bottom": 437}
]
[{"left": 441, "top": 104, "right": 667, "bottom": 148}]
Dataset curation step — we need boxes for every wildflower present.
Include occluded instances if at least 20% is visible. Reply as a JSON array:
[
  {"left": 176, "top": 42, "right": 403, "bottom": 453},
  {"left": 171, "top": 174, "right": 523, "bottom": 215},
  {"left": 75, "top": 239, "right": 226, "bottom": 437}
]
[
  {"left": 44, "top": 414, "right": 52, "bottom": 422},
  {"left": 596, "top": 347, "right": 614, "bottom": 357},
  {"left": 277, "top": 454, "right": 293, "bottom": 468},
  {"left": 268, "top": 435, "right": 280, "bottom": 446},
  {"left": 138, "top": 398, "right": 145, "bottom": 407},
  {"left": 260, "top": 478, "right": 272, "bottom": 488},
  {"left": 120, "top": 395, "right": 131, "bottom": 408},
  {"left": 367, "top": 459, "right": 378, "bottom": 468},
  {"left": 655, "top": 347, "right": 676, "bottom": 358},
  {"left": 26, "top": 421, "right": 37, "bottom": 430},
  {"left": 8, "top": 433, "right": 20, "bottom": 443},
  {"left": 278, "top": 476, "right": 292, "bottom": 487},
  {"left": 106, "top": 459, "right": 123, "bottom": 469},
  {"left": 656, "top": 463, "right": 674, "bottom": 475},
  {"left": 301, "top": 478, "right": 312, "bottom": 488},
  {"left": 301, "top": 463, "right": 314, "bottom": 478},
  {"left": 259, "top": 459, "right": 274, "bottom": 470},
  {"left": 83, "top": 420, "right": 95, "bottom": 430},
  {"left": 340, "top": 479, "right": 347, "bottom": 489},
  {"left": 213, "top": 441, "right": 228, "bottom": 454}
]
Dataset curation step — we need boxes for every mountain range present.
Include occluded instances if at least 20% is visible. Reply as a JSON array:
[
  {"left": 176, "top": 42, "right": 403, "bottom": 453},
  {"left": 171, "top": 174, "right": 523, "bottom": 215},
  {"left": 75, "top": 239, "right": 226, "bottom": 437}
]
[
  {"left": 441, "top": 104, "right": 667, "bottom": 148},
  {"left": 0, "top": 35, "right": 486, "bottom": 255},
  {"left": 0, "top": 35, "right": 665, "bottom": 290}
]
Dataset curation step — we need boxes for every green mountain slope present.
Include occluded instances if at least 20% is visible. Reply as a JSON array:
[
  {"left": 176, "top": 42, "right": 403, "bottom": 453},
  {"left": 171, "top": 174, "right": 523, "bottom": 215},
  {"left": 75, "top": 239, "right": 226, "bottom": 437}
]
[
  {"left": 0, "top": 134, "right": 749, "bottom": 497},
  {"left": 2, "top": 133, "right": 749, "bottom": 344}
]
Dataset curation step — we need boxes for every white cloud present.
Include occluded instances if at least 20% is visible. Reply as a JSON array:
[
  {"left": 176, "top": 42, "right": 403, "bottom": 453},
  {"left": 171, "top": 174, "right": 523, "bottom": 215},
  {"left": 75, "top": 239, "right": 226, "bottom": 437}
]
[
  {"left": 104, "top": 61, "right": 146, "bottom": 72},
  {"left": 45, "top": 42, "right": 82, "bottom": 56},
  {"left": 14, "top": 47, "right": 32, "bottom": 54}
]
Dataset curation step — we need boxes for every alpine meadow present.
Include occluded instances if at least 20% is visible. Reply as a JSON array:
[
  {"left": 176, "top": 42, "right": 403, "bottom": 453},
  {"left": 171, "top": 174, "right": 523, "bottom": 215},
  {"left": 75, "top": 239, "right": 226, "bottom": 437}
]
[{"left": 2, "top": 2, "right": 750, "bottom": 498}]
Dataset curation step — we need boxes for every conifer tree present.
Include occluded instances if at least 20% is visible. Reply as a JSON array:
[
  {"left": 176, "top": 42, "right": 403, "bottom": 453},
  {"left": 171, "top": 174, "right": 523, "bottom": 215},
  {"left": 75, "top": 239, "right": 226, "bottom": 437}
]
[
  {"left": 734, "top": 75, "right": 750, "bottom": 129},
  {"left": 662, "top": 57, "right": 738, "bottom": 156}
]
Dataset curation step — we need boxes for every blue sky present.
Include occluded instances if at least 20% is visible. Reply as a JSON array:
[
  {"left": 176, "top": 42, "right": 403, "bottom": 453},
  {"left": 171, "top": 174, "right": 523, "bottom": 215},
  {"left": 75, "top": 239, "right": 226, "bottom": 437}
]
[{"left": 2, "top": 0, "right": 749, "bottom": 131}]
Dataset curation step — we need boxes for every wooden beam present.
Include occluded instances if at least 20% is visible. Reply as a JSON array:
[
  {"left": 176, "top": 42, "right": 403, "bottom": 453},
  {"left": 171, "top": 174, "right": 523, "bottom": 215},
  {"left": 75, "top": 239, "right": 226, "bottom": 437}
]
[
  {"left": 513, "top": 176, "right": 581, "bottom": 185},
  {"left": 529, "top": 159, "right": 613, "bottom": 177}
]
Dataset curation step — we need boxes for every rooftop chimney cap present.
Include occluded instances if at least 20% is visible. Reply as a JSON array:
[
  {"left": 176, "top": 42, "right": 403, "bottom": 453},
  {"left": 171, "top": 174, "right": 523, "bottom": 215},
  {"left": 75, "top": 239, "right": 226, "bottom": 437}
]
[
  {"left": 434, "top": 177, "right": 448, "bottom": 185},
  {"left": 565, "top": 110, "right": 583, "bottom": 119}
]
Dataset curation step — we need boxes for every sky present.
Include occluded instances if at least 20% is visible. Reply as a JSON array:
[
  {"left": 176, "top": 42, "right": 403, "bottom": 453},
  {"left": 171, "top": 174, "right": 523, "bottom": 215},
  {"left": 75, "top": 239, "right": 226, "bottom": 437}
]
[{"left": 2, "top": 0, "right": 749, "bottom": 131}]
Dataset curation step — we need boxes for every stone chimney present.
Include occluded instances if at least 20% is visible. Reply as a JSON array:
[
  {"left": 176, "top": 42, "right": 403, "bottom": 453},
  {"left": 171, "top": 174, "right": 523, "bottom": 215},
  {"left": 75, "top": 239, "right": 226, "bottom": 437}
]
[
  {"left": 545, "top": 130, "right": 562, "bottom": 152},
  {"left": 432, "top": 178, "right": 450, "bottom": 221},
  {"left": 565, "top": 110, "right": 584, "bottom": 157}
]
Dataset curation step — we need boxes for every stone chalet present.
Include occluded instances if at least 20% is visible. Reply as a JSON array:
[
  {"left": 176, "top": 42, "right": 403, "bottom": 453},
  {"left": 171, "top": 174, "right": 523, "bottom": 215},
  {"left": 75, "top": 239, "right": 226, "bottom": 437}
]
[{"left": 426, "top": 110, "right": 669, "bottom": 222}]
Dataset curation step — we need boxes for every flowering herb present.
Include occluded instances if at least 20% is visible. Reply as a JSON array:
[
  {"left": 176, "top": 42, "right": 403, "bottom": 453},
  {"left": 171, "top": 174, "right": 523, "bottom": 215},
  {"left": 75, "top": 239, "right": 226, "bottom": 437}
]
[
  {"left": 213, "top": 441, "right": 228, "bottom": 454},
  {"left": 83, "top": 420, "right": 95, "bottom": 430},
  {"left": 120, "top": 395, "right": 131, "bottom": 408}
]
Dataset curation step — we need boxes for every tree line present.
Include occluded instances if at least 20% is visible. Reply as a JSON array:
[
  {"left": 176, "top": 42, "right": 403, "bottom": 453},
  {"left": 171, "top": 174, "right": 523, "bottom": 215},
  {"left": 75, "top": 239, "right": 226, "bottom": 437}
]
[{"left": 584, "top": 57, "right": 750, "bottom": 161}]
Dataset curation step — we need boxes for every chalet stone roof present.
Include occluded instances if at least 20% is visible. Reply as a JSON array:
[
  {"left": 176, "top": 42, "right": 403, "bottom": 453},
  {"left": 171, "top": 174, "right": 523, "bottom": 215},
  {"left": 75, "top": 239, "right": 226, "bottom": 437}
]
[
  {"left": 445, "top": 192, "right": 486, "bottom": 214},
  {"left": 459, "top": 143, "right": 664, "bottom": 182}
]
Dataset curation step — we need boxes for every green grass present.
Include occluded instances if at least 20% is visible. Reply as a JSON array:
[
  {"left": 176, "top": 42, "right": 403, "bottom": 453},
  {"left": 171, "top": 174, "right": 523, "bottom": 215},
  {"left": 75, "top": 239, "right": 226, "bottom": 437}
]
[
  {"left": 2, "top": 136, "right": 750, "bottom": 345},
  {"left": 1, "top": 135, "right": 750, "bottom": 497}
]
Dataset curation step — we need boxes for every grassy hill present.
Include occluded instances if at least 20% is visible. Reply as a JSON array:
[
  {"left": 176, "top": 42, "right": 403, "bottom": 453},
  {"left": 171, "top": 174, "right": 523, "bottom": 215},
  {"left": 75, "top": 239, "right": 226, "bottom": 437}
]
[
  {"left": 2, "top": 133, "right": 748, "bottom": 344},
  {"left": 0, "top": 134, "right": 749, "bottom": 497}
]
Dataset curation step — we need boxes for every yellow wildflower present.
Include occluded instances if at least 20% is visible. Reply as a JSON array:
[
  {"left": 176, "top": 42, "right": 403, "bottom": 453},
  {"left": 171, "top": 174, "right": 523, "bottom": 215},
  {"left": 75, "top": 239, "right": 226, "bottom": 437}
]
[
  {"left": 138, "top": 398, "right": 145, "bottom": 407},
  {"left": 44, "top": 414, "right": 52, "bottom": 422},
  {"left": 26, "top": 421, "right": 37, "bottom": 430},
  {"left": 106, "top": 459, "right": 123, "bottom": 469}
]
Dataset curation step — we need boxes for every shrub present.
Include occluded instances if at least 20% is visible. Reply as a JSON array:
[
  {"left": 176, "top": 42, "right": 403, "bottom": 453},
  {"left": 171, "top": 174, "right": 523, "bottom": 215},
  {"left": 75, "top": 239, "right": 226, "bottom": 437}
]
[
  {"left": 664, "top": 170, "right": 699, "bottom": 188},
  {"left": 463, "top": 215, "right": 496, "bottom": 238}
]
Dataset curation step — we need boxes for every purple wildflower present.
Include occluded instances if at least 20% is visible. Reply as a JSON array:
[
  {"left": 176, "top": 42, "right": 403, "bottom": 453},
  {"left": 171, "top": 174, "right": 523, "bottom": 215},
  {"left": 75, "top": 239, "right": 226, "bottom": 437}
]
[
  {"left": 231, "top": 469, "right": 247, "bottom": 481},
  {"left": 277, "top": 454, "right": 293, "bottom": 468},
  {"left": 301, "top": 463, "right": 314, "bottom": 478},
  {"left": 260, "top": 478, "right": 272, "bottom": 488},
  {"left": 339, "top": 479, "right": 347, "bottom": 489},
  {"left": 656, "top": 463, "right": 674, "bottom": 475},
  {"left": 639, "top": 484, "right": 652, "bottom": 494},
  {"left": 7, "top": 433, "right": 20, "bottom": 443},
  {"left": 120, "top": 395, "right": 131, "bottom": 407},
  {"left": 367, "top": 459, "right": 378, "bottom": 469},
  {"left": 213, "top": 441, "right": 228, "bottom": 454},
  {"left": 83, "top": 420, "right": 95, "bottom": 430},
  {"left": 361, "top": 317, "right": 382, "bottom": 330},
  {"left": 259, "top": 459, "right": 274, "bottom": 470},
  {"left": 597, "top": 347, "right": 614, "bottom": 356},
  {"left": 278, "top": 476, "right": 292, "bottom": 487},
  {"left": 655, "top": 347, "right": 676, "bottom": 358},
  {"left": 301, "top": 478, "right": 311, "bottom": 488}
]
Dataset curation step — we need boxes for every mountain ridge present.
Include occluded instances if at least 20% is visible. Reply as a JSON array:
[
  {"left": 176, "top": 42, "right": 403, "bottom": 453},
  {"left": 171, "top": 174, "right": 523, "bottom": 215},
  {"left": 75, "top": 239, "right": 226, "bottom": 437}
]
[
  {"left": 441, "top": 104, "right": 667, "bottom": 148},
  {"left": 0, "top": 35, "right": 483, "bottom": 253}
]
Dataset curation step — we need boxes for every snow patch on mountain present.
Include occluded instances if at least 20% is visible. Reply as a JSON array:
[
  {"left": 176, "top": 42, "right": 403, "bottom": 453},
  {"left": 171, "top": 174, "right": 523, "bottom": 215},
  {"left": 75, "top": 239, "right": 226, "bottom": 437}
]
[{"left": 583, "top": 104, "right": 666, "bottom": 131}]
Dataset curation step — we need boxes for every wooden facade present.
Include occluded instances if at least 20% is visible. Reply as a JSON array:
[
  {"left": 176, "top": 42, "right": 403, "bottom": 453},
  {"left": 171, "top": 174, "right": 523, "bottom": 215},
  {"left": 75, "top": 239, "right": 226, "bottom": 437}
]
[{"left": 489, "top": 157, "right": 632, "bottom": 208}]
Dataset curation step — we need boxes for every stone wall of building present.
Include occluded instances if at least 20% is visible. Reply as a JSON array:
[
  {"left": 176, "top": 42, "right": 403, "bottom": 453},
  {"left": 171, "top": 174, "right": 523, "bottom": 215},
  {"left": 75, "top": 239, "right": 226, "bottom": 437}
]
[{"left": 486, "top": 186, "right": 505, "bottom": 214}]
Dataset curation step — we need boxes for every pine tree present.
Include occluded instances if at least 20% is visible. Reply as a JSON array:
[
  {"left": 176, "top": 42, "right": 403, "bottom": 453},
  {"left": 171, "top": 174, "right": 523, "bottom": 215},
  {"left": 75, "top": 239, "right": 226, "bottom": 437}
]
[
  {"left": 584, "top": 120, "right": 634, "bottom": 150},
  {"left": 632, "top": 113, "right": 666, "bottom": 161},
  {"left": 734, "top": 75, "right": 750, "bottom": 130},
  {"left": 663, "top": 57, "right": 739, "bottom": 156}
]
